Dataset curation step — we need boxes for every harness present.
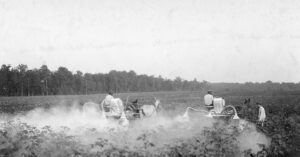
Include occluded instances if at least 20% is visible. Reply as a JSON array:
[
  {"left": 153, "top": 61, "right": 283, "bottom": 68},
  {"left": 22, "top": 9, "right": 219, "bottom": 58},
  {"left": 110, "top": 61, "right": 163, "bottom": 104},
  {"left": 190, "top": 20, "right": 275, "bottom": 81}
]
[
  {"left": 126, "top": 100, "right": 139, "bottom": 112},
  {"left": 125, "top": 99, "right": 142, "bottom": 119}
]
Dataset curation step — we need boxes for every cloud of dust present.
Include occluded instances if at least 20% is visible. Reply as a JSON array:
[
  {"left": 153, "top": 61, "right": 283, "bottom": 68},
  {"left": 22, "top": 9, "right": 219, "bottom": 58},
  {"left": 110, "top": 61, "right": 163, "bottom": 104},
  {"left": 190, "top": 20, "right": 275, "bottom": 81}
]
[
  {"left": 237, "top": 119, "right": 271, "bottom": 153},
  {"left": 1, "top": 101, "right": 270, "bottom": 155}
]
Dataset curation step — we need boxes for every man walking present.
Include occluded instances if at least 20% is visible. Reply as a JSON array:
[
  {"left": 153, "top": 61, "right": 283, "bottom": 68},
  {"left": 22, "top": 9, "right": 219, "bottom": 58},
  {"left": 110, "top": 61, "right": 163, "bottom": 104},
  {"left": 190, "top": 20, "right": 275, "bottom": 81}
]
[{"left": 257, "top": 103, "right": 266, "bottom": 127}]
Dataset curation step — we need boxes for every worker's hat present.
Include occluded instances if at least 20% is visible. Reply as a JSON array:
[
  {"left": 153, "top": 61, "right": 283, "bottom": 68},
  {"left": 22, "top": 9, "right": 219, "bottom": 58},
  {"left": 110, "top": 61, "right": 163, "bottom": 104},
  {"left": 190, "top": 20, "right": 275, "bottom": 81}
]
[{"left": 108, "top": 90, "right": 114, "bottom": 95}]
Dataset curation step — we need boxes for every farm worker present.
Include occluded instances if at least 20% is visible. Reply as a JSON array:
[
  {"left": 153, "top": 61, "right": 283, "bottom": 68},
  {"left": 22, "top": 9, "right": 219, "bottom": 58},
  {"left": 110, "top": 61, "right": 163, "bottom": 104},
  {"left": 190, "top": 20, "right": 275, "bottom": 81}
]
[
  {"left": 101, "top": 91, "right": 114, "bottom": 112},
  {"left": 257, "top": 103, "right": 266, "bottom": 127},
  {"left": 204, "top": 90, "right": 214, "bottom": 110}
]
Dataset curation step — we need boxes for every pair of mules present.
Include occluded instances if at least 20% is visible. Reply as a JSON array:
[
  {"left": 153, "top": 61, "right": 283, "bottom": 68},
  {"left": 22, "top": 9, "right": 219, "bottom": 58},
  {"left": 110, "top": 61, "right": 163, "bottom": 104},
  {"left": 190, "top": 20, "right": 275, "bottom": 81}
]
[
  {"left": 125, "top": 98, "right": 160, "bottom": 120},
  {"left": 100, "top": 97, "right": 160, "bottom": 124}
]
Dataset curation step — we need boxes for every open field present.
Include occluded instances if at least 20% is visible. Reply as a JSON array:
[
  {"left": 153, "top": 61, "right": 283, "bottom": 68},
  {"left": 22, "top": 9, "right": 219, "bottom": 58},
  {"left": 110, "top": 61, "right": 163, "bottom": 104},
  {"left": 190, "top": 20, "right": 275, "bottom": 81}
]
[
  {"left": 0, "top": 91, "right": 204, "bottom": 115},
  {"left": 0, "top": 91, "right": 299, "bottom": 156},
  {"left": 1, "top": 90, "right": 298, "bottom": 113}
]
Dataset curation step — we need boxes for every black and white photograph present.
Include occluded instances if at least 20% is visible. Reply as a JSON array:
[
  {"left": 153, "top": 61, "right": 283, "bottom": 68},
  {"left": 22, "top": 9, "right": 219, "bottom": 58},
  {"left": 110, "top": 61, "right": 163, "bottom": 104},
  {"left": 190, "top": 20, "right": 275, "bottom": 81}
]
[{"left": 0, "top": 0, "right": 300, "bottom": 156}]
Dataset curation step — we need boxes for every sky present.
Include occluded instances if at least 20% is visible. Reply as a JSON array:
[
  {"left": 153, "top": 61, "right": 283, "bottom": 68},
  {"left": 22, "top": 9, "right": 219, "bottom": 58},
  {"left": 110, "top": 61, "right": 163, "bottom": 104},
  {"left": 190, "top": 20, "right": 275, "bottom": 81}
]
[{"left": 0, "top": 0, "right": 300, "bottom": 83}]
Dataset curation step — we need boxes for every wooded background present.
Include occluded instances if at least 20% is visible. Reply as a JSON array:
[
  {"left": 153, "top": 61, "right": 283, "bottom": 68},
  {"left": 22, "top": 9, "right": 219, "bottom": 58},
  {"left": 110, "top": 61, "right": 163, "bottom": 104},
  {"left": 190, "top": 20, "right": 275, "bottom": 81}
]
[{"left": 1, "top": 64, "right": 299, "bottom": 96}]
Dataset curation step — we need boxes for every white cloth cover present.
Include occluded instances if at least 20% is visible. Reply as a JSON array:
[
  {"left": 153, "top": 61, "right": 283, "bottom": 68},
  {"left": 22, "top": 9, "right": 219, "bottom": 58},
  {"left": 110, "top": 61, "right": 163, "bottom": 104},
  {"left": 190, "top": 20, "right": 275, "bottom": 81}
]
[
  {"left": 213, "top": 98, "right": 225, "bottom": 113},
  {"left": 204, "top": 94, "right": 214, "bottom": 106},
  {"left": 109, "top": 99, "right": 123, "bottom": 116},
  {"left": 104, "top": 95, "right": 114, "bottom": 104},
  {"left": 102, "top": 95, "right": 123, "bottom": 117}
]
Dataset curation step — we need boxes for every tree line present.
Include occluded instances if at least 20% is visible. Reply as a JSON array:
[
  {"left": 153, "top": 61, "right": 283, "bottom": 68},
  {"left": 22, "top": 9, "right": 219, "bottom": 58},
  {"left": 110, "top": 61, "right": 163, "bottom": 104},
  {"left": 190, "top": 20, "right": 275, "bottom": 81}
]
[
  {"left": 1, "top": 64, "right": 300, "bottom": 96},
  {"left": 0, "top": 64, "right": 203, "bottom": 96}
]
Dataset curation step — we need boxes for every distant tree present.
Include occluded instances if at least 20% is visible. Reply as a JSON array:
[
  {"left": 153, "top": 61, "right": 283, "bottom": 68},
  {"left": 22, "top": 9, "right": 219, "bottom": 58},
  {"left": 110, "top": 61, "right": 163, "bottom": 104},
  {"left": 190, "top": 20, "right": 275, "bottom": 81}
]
[
  {"left": 0, "top": 65, "right": 12, "bottom": 96},
  {"left": 17, "top": 64, "right": 28, "bottom": 96},
  {"left": 52, "top": 67, "right": 73, "bottom": 94},
  {"left": 26, "top": 69, "right": 41, "bottom": 96},
  {"left": 74, "top": 71, "right": 84, "bottom": 94},
  {"left": 174, "top": 77, "right": 183, "bottom": 91},
  {"left": 39, "top": 65, "right": 51, "bottom": 95}
]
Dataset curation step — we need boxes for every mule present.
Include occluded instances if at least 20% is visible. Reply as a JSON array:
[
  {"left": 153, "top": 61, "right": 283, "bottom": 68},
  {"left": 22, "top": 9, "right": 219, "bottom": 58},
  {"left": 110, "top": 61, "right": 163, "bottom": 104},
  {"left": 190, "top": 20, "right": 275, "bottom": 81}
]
[{"left": 140, "top": 98, "right": 160, "bottom": 117}]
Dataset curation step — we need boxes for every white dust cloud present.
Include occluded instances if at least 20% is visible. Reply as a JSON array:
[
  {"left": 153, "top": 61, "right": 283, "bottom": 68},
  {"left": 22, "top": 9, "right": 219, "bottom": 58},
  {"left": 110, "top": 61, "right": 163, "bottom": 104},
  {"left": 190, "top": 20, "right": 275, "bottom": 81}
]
[{"left": 1, "top": 101, "right": 270, "bottom": 154}]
